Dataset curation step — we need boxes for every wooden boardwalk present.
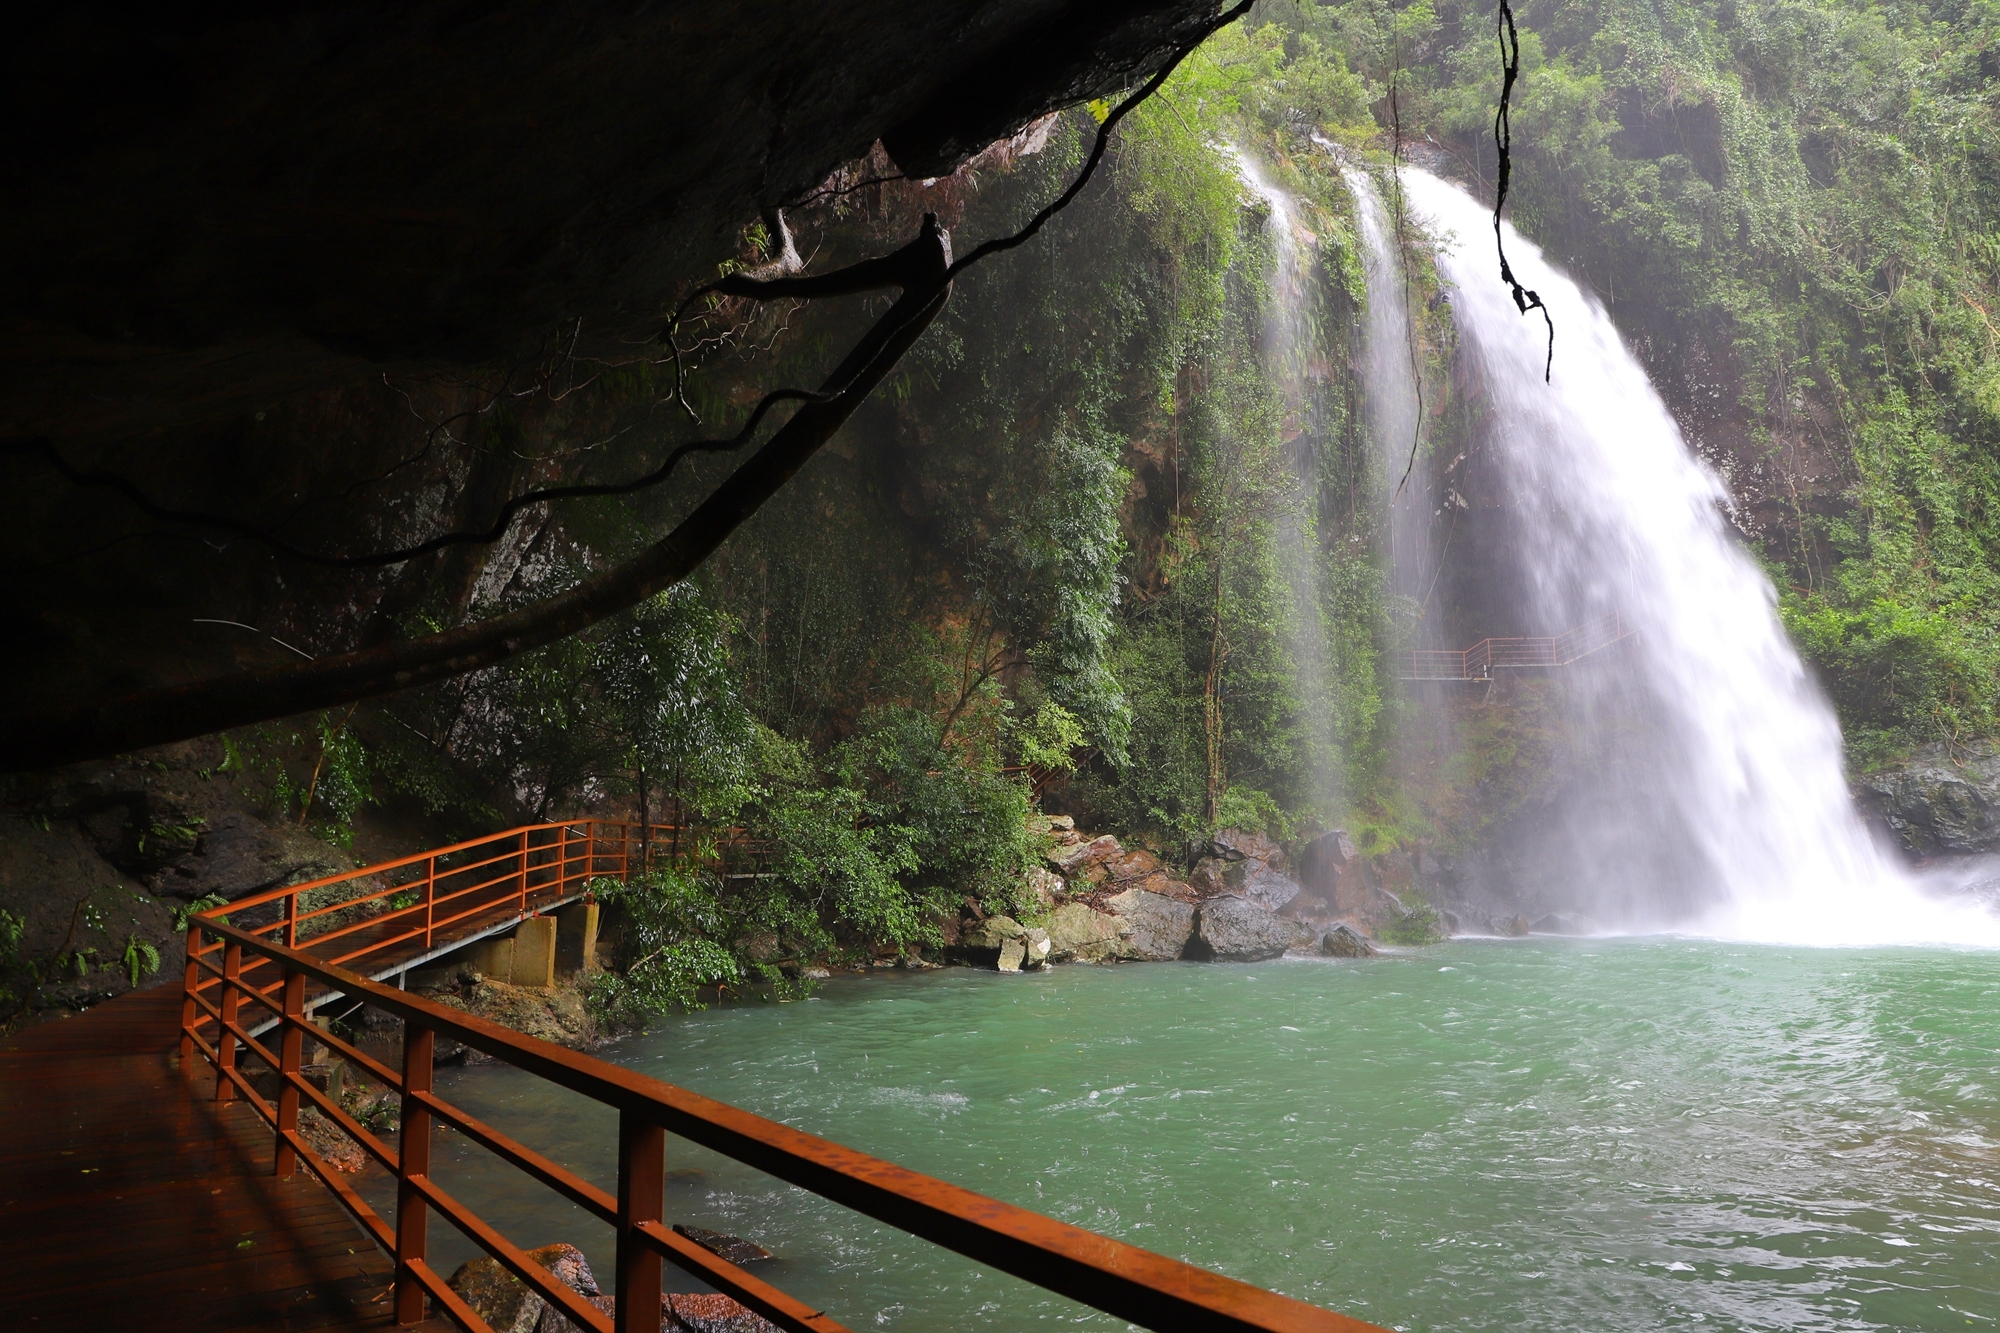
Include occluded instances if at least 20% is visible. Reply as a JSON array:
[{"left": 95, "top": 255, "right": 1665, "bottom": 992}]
[{"left": 0, "top": 984, "right": 449, "bottom": 1332}]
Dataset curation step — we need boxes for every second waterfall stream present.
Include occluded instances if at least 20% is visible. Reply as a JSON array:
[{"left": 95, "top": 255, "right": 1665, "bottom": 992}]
[{"left": 1342, "top": 165, "right": 2000, "bottom": 946}]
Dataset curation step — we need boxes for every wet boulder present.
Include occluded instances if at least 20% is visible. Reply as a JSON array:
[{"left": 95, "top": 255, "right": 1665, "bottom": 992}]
[
  {"left": 449, "top": 1243, "right": 599, "bottom": 1333},
  {"left": 1856, "top": 742, "right": 2000, "bottom": 855},
  {"left": 1530, "top": 912, "right": 1597, "bottom": 935},
  {"left": 1187, "top": 896, "right": 1316, "bottom": 962},
  {"left": 1320, "top": 924, "right": 1377, "bottom": 958},
  {"left": 1045, "top": 902, "right": 1131, "bottom": 963},
  {"left": 1102, "top": 887, "right": 1195, "bottom": 960}
]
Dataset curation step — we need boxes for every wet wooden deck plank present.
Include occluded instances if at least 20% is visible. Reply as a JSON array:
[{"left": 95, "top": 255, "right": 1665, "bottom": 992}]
[{"left": 0, "top": 986, "right": 450, "bottom": 1332}]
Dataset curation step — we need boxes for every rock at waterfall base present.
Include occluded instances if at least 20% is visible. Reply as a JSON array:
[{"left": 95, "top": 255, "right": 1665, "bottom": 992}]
[
  {"left": 1046, "top": 902, "right": 1131, "bottom": 962},
  {"left": 1102, "top": 887, "right": 1195, "bottom": 960},
  {"left": 997, "top": 937, "right": 1027, "bottom": 972},
  {"left": 1856, "top": 741, "right": 2000, "bottom": 854},
  {"left": 1320, "top": 924, "right": 1377, "bottom": 958},
  {"left": 1188, "top": 896, "right": 1317, "bottom": 962}
]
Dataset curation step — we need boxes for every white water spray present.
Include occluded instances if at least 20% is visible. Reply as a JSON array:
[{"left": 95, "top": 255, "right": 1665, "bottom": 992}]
[
  {"left": 1234, "top": 150, "right": 1342, "bottom": 819},
  {"left": 1378, "top": 167, "right": 2000, "bottom": 946}
]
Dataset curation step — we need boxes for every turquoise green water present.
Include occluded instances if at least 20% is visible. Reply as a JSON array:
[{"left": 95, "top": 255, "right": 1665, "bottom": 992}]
[{"left": 412, "top": 941, "right": 2000, "bottom": 1331}]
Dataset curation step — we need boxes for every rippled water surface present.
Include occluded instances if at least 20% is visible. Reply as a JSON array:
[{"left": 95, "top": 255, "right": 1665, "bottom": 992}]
[{"left": 413, "top": 941, "right": 2000, "bottom": 1331}]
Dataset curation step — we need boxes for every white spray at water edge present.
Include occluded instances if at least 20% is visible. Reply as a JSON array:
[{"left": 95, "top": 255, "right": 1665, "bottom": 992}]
[{"left": 1393, "top": 167, "right": 2000, "bottom": 947}]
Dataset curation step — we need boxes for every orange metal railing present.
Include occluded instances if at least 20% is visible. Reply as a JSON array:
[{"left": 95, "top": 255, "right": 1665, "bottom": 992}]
[
  {"left": 182, "top": 819, "right": 766, "bottom": 1033},
  {"left": 180, "top": 842, "right": 1385, "bottom": 1333},
  {"left": 1400, "top": 610, "right": 1634, "bottom": 681}
]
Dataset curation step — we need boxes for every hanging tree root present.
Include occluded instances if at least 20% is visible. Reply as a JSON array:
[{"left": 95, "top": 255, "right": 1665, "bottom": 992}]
[{"left": 1493, "top": 0, "right": 1553, "bottom": 382}]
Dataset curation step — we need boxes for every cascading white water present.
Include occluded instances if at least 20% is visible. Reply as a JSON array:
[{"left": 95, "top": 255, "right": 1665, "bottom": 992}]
[
  {"left": 1340, "top": 167, "right": 1433, "bottom": 621},
  {"left": 1382, "top": 167, "right": 2000, "bottom": 946},
  {"left": 1233, "top": 150, "right": 1342, "bottom": 820}
]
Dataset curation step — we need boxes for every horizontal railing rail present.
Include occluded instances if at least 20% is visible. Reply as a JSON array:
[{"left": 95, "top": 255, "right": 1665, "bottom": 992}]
[
  {"left": 181, "top": 914, "right": 1385, "bottom": 1333},
  {"left": 185, "top": 818, "right": 776, "bottom": 1033},
  {"left": 1398, "top": 611, "right": 1634, "bottom": 680}
]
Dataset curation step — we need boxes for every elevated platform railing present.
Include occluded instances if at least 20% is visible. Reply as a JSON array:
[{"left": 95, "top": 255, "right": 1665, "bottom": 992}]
[
  {"left": 182, "top": 896, "right": 1383, "bottom": 1333},
  {"left": 1399, "top": 610, "right": 1635, "bottom": 681},
  {"left": 184, "top": 819, "right": 767, "bottom": 1035}
]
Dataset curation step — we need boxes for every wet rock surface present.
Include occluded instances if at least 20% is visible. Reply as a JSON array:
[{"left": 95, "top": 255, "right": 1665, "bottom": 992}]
[
  {"left": 450, "top": 1242, "right": 601, "bottom": 1333},
  {"left": 1320, "top": 924, "right": 1378, "bottom": 958},
  {"left": 1101, "top": 887, "right": 1196, "bottom": 960},
  {"left": 1045, "top": 902, "right": 1131, "bottom": 963},
  {"left": 1187, "top": 896, "right": 1316, "bottom": 962},
  {"left": 1856, "top": 742, "right": 2000, "bottom": 855}
]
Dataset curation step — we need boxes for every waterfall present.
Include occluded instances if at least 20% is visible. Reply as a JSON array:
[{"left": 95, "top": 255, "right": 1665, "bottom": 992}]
[
  {"left": 1361, "top": 166, "right": 2000, "bottom": 946},
  {"left": 1340, "top": 166, "right": 1431, "bottom": 623},
  {"left": 1233, "top": 150, "right": 1342, "bottom": 821}
]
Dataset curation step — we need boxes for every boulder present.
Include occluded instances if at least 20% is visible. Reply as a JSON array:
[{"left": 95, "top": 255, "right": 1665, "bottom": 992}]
[
  {"left": 1045, "top": 902, "right": 1131, "bottom": 963},
  {"left": 449, "top": 1243, "right": 599, "bottom": 1333},
  {"left": 1188, "top": 856, "right": 1230, "bottom": 895},
  {"left": 1530, "top": 912, "right": 1596, "bottom": 936},
  {"left": 1022, "top": 927, "right": 1052, "bottom": 969},
  {"left": 1102, "top": 887, "right": 1195, "bottom": 960},
  {"left": 672, "top": 1226, "right": 769, "bottom": 1265},
  {"left": 1051, "top": 834, "right": 1121, "bottom": 875},
  {"left": 997, "top": 937, "right": 1027, "bottom": 972},
  {"left": 1320, "top": 924, "right": 1377, "bottom": 958},
  {"left": 1211, "top": 827, "right": 1283, "bottom": 865},
  {"left": 1856, "top": 742, "right": 2000, "bottom": 854},
  {"left": 543, "top": 1292, "right": 779, "bottom": 1333},
  {"left": 1186, "top": 854, "right": 1300, "bottom": 910},
  {"left": 1046, "top": 814, "right": 1076, "bottom": 832},
  {"left": 1187, "top": 896, "right": 1315, "bottom": 962},
  {"left": 1235, "top": 861, "right": 1301, "bottom": 912},
  {"left": 1024, "top": 867, "right": 1065, "bottom": 907},
  {"left": 1500, "top": 915, "right": 1530, "bottom": 937},
  {"left": 960, "top": 915, "right": 1025, "bottom": 952}
]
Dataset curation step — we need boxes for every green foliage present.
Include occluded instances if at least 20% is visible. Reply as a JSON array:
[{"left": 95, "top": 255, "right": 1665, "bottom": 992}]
[
  {"left": 1781, "top": 594, "right": 1993, "bottom": 767},
  {"left": 1013, "top": 700, "right": 1087, "bottom": 772},
  {"left": 120, "top": 935, "right": 161, "bottom": 987},
  {"left": 1215, "top": 785, "right": 1293, "bottom": 839},
  {"left": 598, "top": 586, "right": 758, "bottom": 819},
  {"left": 171, "top": 894, "right": 229, "bottom": 933},
  {"left": 1378, "top": 898, "right": 1445, "bottom": 946},
  {"left": 587, "top": 869, "right": 743, "bottom": 1021}
]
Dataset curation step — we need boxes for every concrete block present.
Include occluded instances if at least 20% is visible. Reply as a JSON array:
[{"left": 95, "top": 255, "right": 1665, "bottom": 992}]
[
  {"left": 511, "top": 916, "right": 556, "bottom": 988},
  {"left": 466, "top": 935, "right": 514, "bottom": 981},
  {"left": 555, "top": 901, "right": 600, "bottom": 976}
]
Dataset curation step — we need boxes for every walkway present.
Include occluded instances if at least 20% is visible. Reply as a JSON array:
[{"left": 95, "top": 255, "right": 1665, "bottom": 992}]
[
  {"left": 1398, "top": 610, "right": 1635, "bottom": 681},
  {"left": 0, "top": 984, "right": 448, "bottom": 1332}
]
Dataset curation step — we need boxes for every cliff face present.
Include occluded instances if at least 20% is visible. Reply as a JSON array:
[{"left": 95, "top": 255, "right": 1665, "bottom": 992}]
[
  {"left": 4, "top": 2, "right": 1220, "bottom": 441},
  {"left": 1, "top": 1, "right": 1220, "bottom": 717}
]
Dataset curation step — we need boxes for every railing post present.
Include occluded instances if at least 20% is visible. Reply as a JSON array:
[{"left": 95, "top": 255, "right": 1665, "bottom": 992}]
[
  {"left": 275, "top": 970, "right": 306, "bottom": 1178},
  {"left": 214, "top": 939, "right": 241, "bottom": 1102},
  {"left": 396, "top": 1023, "right": 435, "bottom": 1324},
  {"left": 518, "top": 828, "right": 530, "bottom": 916},
  {"left": 284, "top": 887, "right": 298, "bottom": 949},
  {"left": 558, "top": 822, "right": 572, "bottom": 895},
  {"left": 180, "top": 922, "right": 202, "bottom": 1064},
  {"left": 424, "top": 855, "right": 436, "bottom": 952},
  {"left": 615, "top": 1109, "right": 664, "bottom": 1333}
]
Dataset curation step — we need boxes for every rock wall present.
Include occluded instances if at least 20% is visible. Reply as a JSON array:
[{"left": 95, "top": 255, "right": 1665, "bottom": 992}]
[{"left": 1855, "top": 742, "right": 2000, "bottom": 857}]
